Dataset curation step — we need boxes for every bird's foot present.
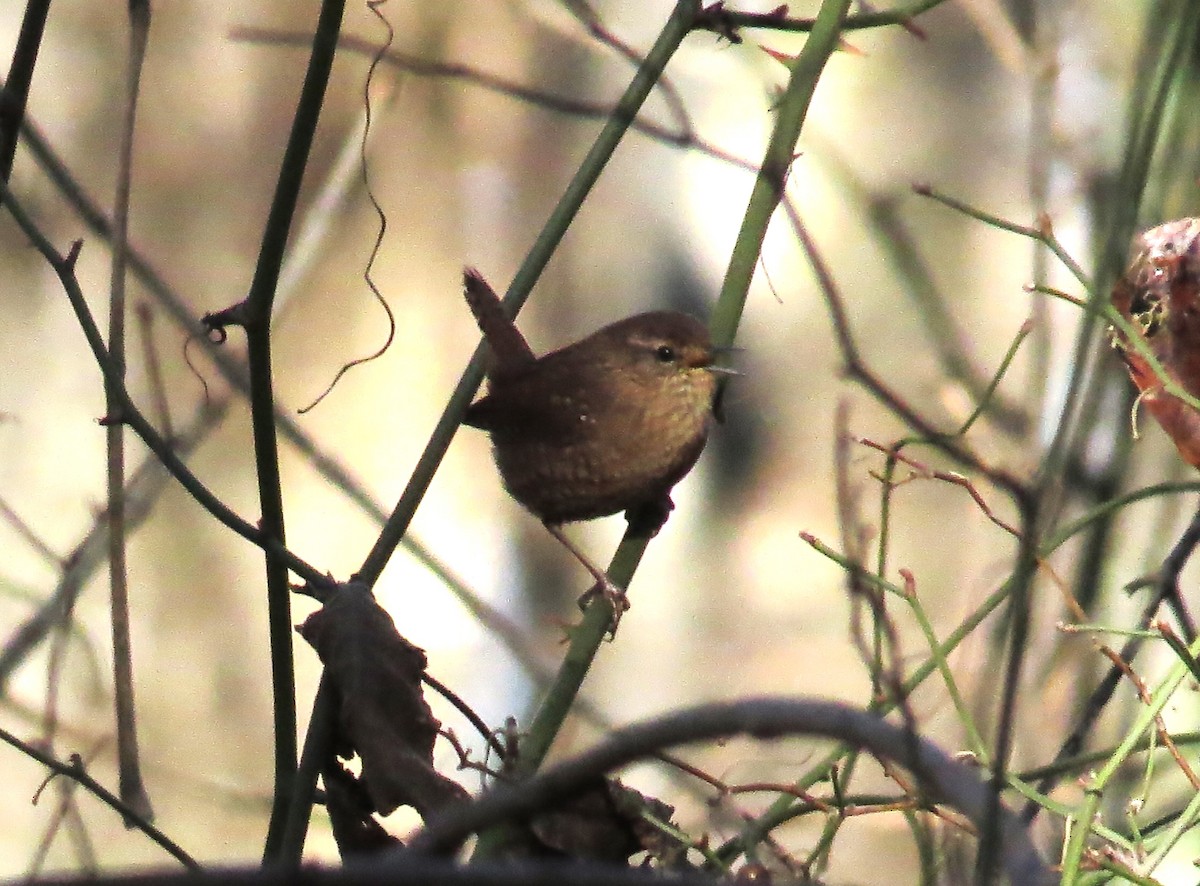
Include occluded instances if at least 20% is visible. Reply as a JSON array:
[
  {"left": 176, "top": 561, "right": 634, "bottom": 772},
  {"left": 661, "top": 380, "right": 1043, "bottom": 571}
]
[{"left": 577, "top": 577, "right": 630, "bottom": 639}]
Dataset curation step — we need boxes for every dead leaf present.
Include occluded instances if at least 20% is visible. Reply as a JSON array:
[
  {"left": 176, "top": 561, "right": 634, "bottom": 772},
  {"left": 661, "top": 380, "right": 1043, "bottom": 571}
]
[
  {"left": 324, "top": 760, "right": 403, "bottom": 857},
  {"left": 298, "top": 585, "right": 469, "bottom": 818},
  {"left": 529, "top": 778, "right": 682, "bottom": 865},
  {"left": 1112, "top": 218, "right": 1200, "bottom": 468}
]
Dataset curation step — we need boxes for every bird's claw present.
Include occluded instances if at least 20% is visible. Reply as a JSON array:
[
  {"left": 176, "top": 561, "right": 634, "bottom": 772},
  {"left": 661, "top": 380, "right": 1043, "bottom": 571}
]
[{"left": 577, "top": 577, "right": 630, "bottom": 639}]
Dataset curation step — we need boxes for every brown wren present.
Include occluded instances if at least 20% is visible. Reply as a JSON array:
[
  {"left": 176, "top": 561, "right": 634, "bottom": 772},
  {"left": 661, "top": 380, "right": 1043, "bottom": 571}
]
[{"left": 459, "top": 268, "right": 728, "bottom": 611}]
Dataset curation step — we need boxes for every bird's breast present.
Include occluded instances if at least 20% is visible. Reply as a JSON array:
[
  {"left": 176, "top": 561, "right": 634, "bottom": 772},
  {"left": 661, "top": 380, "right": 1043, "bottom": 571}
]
[{"left": 489, "top": 369, "right": 716, "bottom": 523}]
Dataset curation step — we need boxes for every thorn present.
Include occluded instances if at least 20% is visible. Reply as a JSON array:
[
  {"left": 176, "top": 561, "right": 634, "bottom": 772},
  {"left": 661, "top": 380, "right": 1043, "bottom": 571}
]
[
  {"left": 837, "top": 37, "right": 867, "bottom": 57},
  {"left": 760, "top": 45, "right": 796, "bottom": 68},
  {"left": 64, "top": 239, "right": 84, "bottom": 270}
]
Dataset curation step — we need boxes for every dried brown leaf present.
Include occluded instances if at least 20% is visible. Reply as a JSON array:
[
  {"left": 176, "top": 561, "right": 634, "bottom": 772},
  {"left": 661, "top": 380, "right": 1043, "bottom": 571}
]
[
  {"left": 298, "top": 586, "right": 469, "bottom": 818},
  {"left": 324, "top": 760, "right": 403, "bottom": 857},
  {"left": 529, "top": 777, "right": 681, "bottom": 865},
  {"left": 1112, "top": 218, "right": 1200, "bottom": 468}
]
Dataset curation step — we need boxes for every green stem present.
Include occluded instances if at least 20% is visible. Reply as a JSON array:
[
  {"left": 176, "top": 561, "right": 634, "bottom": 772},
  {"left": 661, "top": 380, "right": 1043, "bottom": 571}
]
[
  {"left": 354, "top": 0, "right": 702, "bottom": 589},
  {"left": 710, "top": 0, "right": 852, "bottom": 348},
  {"left": 495, "top": 0, "right": 851, "bottom": 860},
  {"left": 1059, "top": 633, "right": 1200, "bottom": 881},
  {"left": 466, "top": 2, "right": 703, "bottom": 858},
  {"left": 657, "top": 0, "right": 856, "bottom": 868}
]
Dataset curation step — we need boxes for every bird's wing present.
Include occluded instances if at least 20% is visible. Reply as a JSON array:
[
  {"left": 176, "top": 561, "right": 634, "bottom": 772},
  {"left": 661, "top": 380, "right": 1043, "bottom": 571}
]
[{"left": 462, "top": 356, "right": 619, "bottom": 446}]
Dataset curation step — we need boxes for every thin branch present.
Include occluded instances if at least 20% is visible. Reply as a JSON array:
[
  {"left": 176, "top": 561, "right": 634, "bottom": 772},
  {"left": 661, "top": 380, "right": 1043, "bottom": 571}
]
[
  {"left": 915, "top": 186, "right": 1090, "bottom": 285},
  {"left": 1095, "top": 642, "right": 1200, "bottom": 789},
  {"left": 410, "top": 697, "right": 1054, "bottom": 886},
  {"left": 0, "top": 724, "right": 199, "bottom": 870},
  {"left": 693, "top": 0, "right": 949, "bottom": 35},
  {"left": 0, "top": 494, "right": 62, "bottom": 567},
  {"left": 780, "top": 193, "right": 1029, "bottom": 503},
  {"left": 1022, "top": 560, "right": 1195, "bottom": 823},
  {"left": 858, "top": 439, "right": 1022, "bottom": 538},
  {"left": 248, "top": 0, "right": 346, "bottom": 860},
  {"left": 0, "top": 179, "right": 328, "bottom": 588},
  {"left": 1153, "top": 499, "right": 1200, "bottom": 642},
  {"left": 229, "top": 28, "right": 701, "bottom": 149},
  {"left": 0, "top": 397, "right": 230, "bottom": 694},
  {"left": 1059, "top": 630, "right": 1200, "bottom": 881},
  {"left": 554, "top": 0, "right": 694, "bottom": 141},
  {"left": 105, "top": 0, "right": 152, "bottom": 822},
  {"left": 807, "top": 140, "right": 1030, "bottom": 435},
  {"left": 26, "top": 739, "right": 104, "bottom": 877},
  {"left": 0, "top": 0, "right": 51, "bottom": 179},
  {"left": 277, "top": 678, "right": 335, "bottom": 863}
]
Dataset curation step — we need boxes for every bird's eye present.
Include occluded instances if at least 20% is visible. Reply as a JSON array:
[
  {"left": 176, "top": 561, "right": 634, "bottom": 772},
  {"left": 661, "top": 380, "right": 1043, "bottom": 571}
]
[{"left": 654, "top": 344, "right": 676, "bottom": 362}]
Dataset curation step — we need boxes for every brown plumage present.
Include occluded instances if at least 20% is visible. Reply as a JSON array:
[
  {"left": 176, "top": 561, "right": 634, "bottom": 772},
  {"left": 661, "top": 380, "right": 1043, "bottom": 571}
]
[{"left": 461, "top": 269, "right": 721, "bottom": 529}]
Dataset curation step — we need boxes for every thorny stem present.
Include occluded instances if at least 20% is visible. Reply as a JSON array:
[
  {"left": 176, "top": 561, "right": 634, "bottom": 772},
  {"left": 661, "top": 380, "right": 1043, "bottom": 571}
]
[
  {"left": 709, "top": 0, "right": 852, "bottom": 350},
  {"left": 461, "top": 0, "right": 703, "bottom": 858},
  {"left": 353, "top": 0, "right": 702, "bottom": 589},
  {"left": 695, "top": 0, "right": 947, "bottom": 35}
]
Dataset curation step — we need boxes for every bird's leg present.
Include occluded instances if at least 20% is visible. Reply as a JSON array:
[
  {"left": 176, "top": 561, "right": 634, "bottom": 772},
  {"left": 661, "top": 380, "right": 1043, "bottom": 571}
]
[
  {"left": 624, "top": 495, "right": 674, "bottom": 539},
  {"left": 543, "top": 522, "right": 629, "bottom": 635}
]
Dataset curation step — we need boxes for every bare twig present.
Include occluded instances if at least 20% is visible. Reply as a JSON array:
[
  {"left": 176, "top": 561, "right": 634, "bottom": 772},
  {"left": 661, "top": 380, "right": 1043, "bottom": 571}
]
[
  {"left": 105, "top": 0, "right": 153, "bottom": 823},
  {"left": 1022, "top": 574, "right": 1186, "bottom": 823},
  {"left": 780, "top": 193, "right": 1029, "bottom": 503},
  {"left": 410, "top": 697, "right": 1054, "bottom": 886},
  {"left": 693, "top": 0, "right": 948, "bottom": 36},
  {"left": 0, "top": 181, "right": 328, "bottom": 587},
  {"left": 1096, "top": 642, "right": 1200, "bottom": 789},
  {"left": 0, "top": 397, "right": 230, "bottom": 695},
  {"left": 26, "top": 739, "right": 104, "bottom": 877},
  {"left": 858, "top": 438, "right": 1022, "bottom": 539},
  {"left": 244, "top": 0, "right": 347, "bottom": 860},
  {"left": 553, "top": 0, "right": 694, "bottom": 141},
  {"left": 0, "top": 724, "right": 198, "bottom": 870},
  {"left": 0, "top": 494, "right": 62, "bottom": 568},
  {"left": 1152, "top": 500, "right": 1200, "bottom": 642},
  {"left": 0, "top": 0, "right": 51, "bottom": 178}
]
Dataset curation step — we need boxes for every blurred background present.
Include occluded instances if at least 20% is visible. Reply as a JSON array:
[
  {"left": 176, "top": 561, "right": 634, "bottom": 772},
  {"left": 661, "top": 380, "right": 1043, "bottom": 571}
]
[{"left": 0, "top": 0, "right": 1191, "bottom": 881}]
